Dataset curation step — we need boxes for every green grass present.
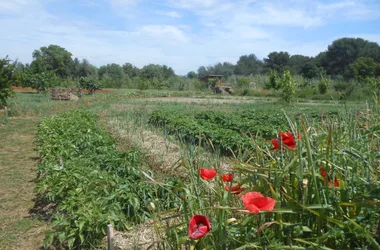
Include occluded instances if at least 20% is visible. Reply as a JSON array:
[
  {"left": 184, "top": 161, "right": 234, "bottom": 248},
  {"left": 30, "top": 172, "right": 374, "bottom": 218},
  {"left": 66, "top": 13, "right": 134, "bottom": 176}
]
[{"left": 0, "top": 117, "right": 48, "bottom": 250}]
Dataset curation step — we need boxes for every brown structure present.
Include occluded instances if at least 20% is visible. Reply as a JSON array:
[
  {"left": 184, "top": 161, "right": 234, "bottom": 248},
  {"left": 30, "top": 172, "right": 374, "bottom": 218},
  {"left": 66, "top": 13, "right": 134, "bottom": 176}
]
[
  {"left": 51, "top": 88, "right": 79, "bottom": 101},
  {"left": 200, "top": 75, "right": 223, "bottom": 87}
]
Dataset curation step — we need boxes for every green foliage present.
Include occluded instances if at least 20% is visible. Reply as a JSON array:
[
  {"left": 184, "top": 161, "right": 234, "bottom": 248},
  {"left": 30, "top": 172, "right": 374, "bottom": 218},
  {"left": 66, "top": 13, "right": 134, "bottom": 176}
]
[
  {"left": 78, "top": 76, "right": 101, "bottom": 93},
  {"left": 122, "top": 63, "right": 140, "bottom": 78},
  {"left": 236, "top": 77, "right": 250, "bottom": 89},
  {"left": 265, "top": 51, "right": 290, "bottom": 72},
  {"left": 300, "top": 60, "right": 325, "bottom": 79},
  {"left": 318, "top": 74, "right": 330, "bottom": 94},
  {"left": 187, "top": 71, "right": 197, "bottom": 79},
  {"left": 149, "top": 109, "right": 288, "bottom": 157},
  {"left": 235, "top": 54, "right": 263, "bottom": 75},
  {"left": 72, "top": 58, "right": 97, "bottom": 79},
  {"left": 323, "top": 38, "right": 380, "bottom": 76},
  {"left": 267, "top": 70, "right": 280, "bottom": 90},
  {"left": 140, "top": 64, "right": 175, "bottom": 81},
  {"left": 366, "top": 77, "right": 380, "bottom": 105},
  {"left": 24, "top": 72, "right": 55, "bottom": 92},
  {"left": 280, "top": 70, "right": 297, "bottom": 103},
  {"left": 0, "top": 56, "right": 15, "bottom": 106},
  {"left": 98, "top": 63, "right": 125, "bottom": 89},
  {"left": 288, "top": 55, "right": 311, "bottom": 75},
  {"left": 155, "top": 108, "right": 380, "bottom": 249},
  {"left": 31, "top": 45, "right": 74, "bottom": 78},
  {"left": 36, "top": 110, "right": 178, "bottom": 248},
  {"left": 350, "top": 57, "right": 377, "bottom": 83}
]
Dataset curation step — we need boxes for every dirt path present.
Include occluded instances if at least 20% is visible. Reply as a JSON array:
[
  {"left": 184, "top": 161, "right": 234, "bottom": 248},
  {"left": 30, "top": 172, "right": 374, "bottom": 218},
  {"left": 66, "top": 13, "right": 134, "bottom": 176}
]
[
  {"left": 0, "top": 117, "right": 47, "bottom": 250},
  {"left": 134, "top": 96, "right": 274, "bottom": 104}
]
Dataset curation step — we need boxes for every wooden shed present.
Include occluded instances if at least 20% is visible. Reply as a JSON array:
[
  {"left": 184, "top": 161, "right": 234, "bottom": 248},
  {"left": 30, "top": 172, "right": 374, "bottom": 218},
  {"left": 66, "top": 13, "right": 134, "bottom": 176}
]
[{"left": 199, "top": 75, "right": 223, "bottom": 86}]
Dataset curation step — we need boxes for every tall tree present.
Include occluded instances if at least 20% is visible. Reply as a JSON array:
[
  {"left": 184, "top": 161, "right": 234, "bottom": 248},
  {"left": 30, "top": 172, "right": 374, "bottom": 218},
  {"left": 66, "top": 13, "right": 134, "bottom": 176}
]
[
  {"left": 288, "top": 55, "right": 311, "bottom": 75},
  {"left": 0, "top": 57, "right": 15, "bottom": 106},
  {"left": 122, "top": 63, "right": 140, "bottom": 77},
  {"left": 324, "top": 38, "right": 380, "bottom": 76},
  {"left": 98, "top": 63, "right": 124, "bottom": 88},
  {"left": 350, "top": 57, "right": 377, "bottom": 83},
  {"left": 187, "top": 71, "right": 197, "bottom": 79},
  {"left": 197, "top": 66, "right": 208, "bottom": 78},
  {"left": 235, "top": 54, "right": 263, "bottom": 75},
  {"left": 30, "top": 45, "right": 74, "bottom": 78},
  {"left": 264, "top": 52, "right": 290, "bottom": 72},
  {"left": 213, "top": 62, "right": 235, "bottom": 77}
]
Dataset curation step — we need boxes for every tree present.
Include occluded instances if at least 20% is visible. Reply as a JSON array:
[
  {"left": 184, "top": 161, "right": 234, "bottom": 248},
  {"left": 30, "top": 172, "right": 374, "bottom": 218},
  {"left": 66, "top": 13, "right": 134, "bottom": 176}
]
[
  {"left": 349, "top": 57, "right": 376, "bottom": 83},
  {"left": 122, "top": 63, "right": 140, "bottom": 77},
  {"left": 98, "top": 64, "right": 124, "bottom": 88},
  {"left": 264, "top": 51, "right": 290, "bottom": 72},
  {"left": 187, "top": 71, "right": 197, "bottom": 79},
  {"left": 197, "top": 66, "right": 208, "bottom": 78},
  {"left": 78, "top": 76, "right": 101, "bottom": 94},
  {"left": 140, "top": 64, "right": 175, "bottom": 80},
  {"left": 30, "top": 45, "right": 74, "bottom": 78},
  {"left": 0, "top": 57, "right": 15, "bottom": 106},
  {"left": 288, "top": 55, "right": 311, "bottom": 75},
  {"left": 24, "top": 72, "right": 55, "bottom": 93},
  {"left": 214, "top": 62, "right": 235, "bottom": 77},
  {"left": 280, "top": 70, "right": 297, "bottom": 103},
  {"left": 323, "top": 38, "right": 380, "bottom": 77},
  {"left": 73, "top": 59, "right": 97, "bottom": 79},
  {"left": 235, "top": 54, "right": 263, "bottom": 75},
  {"left": 300, "top": 60, "right": 325, "bottom": 79}
]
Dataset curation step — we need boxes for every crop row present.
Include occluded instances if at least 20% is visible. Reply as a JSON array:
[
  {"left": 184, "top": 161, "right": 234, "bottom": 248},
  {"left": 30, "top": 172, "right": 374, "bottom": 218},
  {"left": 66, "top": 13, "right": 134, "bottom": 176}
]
[
  {"left": 194, "top": 110, "right": 288, "bottom": 139},
  {"left": 36, "top": 110, "right": 177, "bottom": 248},
  {"left": 149, "top": 110, "right": 260, "bottom": 156}
]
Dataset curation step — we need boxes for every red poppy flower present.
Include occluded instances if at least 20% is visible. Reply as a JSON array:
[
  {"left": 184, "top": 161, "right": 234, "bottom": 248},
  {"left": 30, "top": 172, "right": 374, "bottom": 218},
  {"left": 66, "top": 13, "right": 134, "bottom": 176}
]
[
  {"left": 241, "top": 192, "right": 276, "bottom": 214},
  {"left": 188, "top": 215, "right": 211, "bottom": 239},
  {"left": 270, "top": 131, "right": 296, "bottom": 150},
  {"left": 199, "top": 168, "right": 217, "bottom": 181},
  {"left": 222, "top": 173, "right": 233, "bottom": 182},
  {"left": 329, "top": 177, "right": 339, "bottom": 187},
  {"left": 320, "top": 166, "right": 327, "bottom": 179},
  {"left": 334, "top": 178, "right": 339, "bottom": 187},
  {"left": 279, "top": 131, "right": 296, "bottom": 149},
  {"left": 224, "top": 185, "right": 245, "bottom": 194},
  {"left": 270, "top": 139, "right": 280, "bottom": 150}
]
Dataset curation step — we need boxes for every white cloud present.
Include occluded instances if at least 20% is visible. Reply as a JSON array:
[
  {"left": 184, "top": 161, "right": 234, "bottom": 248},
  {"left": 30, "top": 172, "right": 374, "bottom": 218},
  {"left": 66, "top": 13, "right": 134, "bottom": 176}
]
[
  {"left": 109, "top": 0, "right": 140, "bottom": 5},
  {"left": 139, "top": 25, "right": 189, "bottom": 43},
  {"left": 169, "top": 0, "right": 219, "bottom": 9},
  {"left": 155, "top": 10, "right": 182, "bottom": 18}
]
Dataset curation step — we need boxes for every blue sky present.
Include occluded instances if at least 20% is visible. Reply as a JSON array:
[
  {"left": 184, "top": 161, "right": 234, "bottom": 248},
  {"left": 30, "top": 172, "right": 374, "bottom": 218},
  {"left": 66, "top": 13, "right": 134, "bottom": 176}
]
[{"left": 1, "top": 0, "right": 379, "bottom": 75}]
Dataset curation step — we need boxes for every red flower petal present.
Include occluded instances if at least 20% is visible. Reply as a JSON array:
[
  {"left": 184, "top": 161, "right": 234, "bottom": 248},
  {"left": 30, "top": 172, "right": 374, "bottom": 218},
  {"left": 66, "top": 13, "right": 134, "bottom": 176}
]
[
  {"left": 222, "top": 173, "right": 233, "bottom": 182},
  {"left": 251, "top": 197, "right": 276, "bottom": 211},
  {"left": 242, "top": 192, "right": 276, "bottom": 214},
  {"left": 188, "top": 215, "right": 211, "bottom": 239},
  {"left": 225, "top": 185, "right": 245, "bottom": 194},
  {"left": 270, "top": 139, "right": 280, "bottom": 150},
  {"left": 320, "top": 166, "right": 327, "bottom": 179},
  {"left": 199, "top": 168, "right": 217, "bottom": 181},
  {"left": 334, "top": 177, "right": 339, "bottom": 187},
  {"left": 245, "top": 204, "right": 260, "bottom": 214}
]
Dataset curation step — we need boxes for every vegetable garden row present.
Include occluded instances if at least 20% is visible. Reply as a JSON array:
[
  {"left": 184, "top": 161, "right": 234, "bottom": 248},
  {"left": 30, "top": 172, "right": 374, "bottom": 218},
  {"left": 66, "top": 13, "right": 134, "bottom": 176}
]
[
  {"left": 149, "top": 109, "right": 289, "bottom": 156},
  {"left": 35, "top": 110, "right": 179, "bottom": 248}
]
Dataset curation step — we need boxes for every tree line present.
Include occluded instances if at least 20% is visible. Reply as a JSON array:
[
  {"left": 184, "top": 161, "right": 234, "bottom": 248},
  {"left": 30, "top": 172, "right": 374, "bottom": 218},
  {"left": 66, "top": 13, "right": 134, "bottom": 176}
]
[
  {"left": 191, "top": 37, "right": 380, "bottom": 81},
  {"left": 1, "top": 37, "right": 380, "bottom": 106}
]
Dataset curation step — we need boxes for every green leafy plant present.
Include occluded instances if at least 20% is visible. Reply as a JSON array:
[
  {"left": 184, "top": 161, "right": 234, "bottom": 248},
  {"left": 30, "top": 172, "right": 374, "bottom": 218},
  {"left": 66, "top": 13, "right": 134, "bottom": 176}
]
[{"left": 36, "top": 110, "right": 179, "bottom": 249}]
